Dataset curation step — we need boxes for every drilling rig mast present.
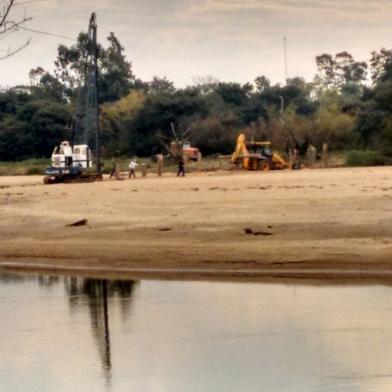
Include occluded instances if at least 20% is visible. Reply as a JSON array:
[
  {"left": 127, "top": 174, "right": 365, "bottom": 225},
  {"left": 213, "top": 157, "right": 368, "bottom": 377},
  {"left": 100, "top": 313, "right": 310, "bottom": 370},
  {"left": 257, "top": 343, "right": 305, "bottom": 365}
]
[{"left": 44, "top": 13, "right": 102, "bottom": 184}]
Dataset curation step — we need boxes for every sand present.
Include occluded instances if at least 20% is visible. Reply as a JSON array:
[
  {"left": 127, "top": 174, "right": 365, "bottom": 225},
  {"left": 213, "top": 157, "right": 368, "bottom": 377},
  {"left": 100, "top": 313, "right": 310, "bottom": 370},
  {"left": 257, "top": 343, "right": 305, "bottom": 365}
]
[{"left": 0, "top": 167, "right": 392, "bottom": 280}]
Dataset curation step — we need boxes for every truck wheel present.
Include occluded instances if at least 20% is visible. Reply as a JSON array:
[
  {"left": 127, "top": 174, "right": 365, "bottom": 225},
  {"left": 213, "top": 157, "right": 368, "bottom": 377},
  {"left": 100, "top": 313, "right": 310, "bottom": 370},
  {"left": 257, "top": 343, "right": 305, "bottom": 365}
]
[{"left": 260, "top": 162, "right": 270, "bottom": 171}]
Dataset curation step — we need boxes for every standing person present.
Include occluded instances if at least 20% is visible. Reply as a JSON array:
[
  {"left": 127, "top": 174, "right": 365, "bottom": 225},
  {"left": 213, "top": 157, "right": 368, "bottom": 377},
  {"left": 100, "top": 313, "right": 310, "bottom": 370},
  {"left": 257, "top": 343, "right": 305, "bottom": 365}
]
[
  {"left": 109, "top": 158, "right": 118, "bottom": 179},
  {"left": 177, "top": 156, "right": 185, "bottom": 177},
  {"left": 128, "top": 159, "right": 138, "bottom": 179}
]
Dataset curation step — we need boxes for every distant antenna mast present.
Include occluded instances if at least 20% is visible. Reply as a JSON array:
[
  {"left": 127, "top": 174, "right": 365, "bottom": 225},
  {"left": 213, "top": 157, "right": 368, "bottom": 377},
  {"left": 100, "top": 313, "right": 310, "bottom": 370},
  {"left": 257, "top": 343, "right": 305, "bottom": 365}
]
[{"left": 283, "top": 36, "right": 288, "bottom": 85}]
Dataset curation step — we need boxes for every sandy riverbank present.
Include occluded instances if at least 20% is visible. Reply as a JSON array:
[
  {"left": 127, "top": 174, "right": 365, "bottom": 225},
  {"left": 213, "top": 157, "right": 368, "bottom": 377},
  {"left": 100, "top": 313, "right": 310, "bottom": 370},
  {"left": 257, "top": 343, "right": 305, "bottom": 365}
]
[{"left": 1, "top": 167, "right": 392, "bottom": 279}]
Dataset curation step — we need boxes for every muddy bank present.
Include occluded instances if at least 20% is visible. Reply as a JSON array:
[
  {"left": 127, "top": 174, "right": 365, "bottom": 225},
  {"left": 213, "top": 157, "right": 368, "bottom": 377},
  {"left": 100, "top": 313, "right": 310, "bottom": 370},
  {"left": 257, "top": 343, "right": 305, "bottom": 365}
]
[{"left": 0, "top": 167, "right": 392, "bottom": 279}]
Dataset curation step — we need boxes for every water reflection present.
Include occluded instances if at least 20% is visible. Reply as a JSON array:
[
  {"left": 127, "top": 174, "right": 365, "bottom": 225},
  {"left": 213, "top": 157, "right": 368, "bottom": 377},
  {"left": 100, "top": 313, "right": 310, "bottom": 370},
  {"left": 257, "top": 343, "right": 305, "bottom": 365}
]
[
  {"left": 64, "top": 278, "right": 137, "bottom": 375},
  {"left": 0, "top": 273, "right": 36, "bottom": 283},
  {"left": 0, "top": 273, "right": 137, "bottom": 389},
  {"left": 3, "top": 273, "right": 392, "bottom": 392}
]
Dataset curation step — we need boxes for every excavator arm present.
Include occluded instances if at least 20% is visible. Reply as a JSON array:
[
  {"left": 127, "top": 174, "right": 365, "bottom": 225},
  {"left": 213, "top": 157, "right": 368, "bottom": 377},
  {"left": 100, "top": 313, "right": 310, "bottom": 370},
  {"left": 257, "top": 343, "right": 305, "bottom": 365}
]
[
  {"left": 272, "top": 152, "right": 290, "bottom": 170},
  {"left": 232, "top": 134, "right": 249, "bottom": 163}
]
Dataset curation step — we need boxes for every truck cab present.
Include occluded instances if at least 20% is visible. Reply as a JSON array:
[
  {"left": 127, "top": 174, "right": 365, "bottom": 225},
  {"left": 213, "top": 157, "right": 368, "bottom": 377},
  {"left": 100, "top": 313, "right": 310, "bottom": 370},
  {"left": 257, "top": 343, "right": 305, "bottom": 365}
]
[
  {"left": 51, "top": 141, "right": 93, "bottom": 170},
  {"left": 45, "top": 141, "right": 95, "bottom": 182},
  {"left": 182, "top": 142, "right": 201, "bottom": 162}
]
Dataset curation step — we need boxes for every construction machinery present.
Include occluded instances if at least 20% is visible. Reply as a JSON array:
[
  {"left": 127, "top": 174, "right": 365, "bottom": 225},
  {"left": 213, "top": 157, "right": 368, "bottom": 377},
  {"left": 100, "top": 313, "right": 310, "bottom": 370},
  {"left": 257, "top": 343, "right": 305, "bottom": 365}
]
[
  {"left": 169, "top": 140, "right": 200, "bottom": 162},
  {"left": 44, "top": 141, "right": 102, "bottom": 184},
  {"left": 159, "top": 123, "right": 201, "bottom": 162},
  {"left": 182, "top": 142, "right": 200, "bottom": 162},
  {"left": 170, "top": 123, "right": 201, "bottom": 162},
  {"left": 44, "top": 13, "right": 102, "bottom": 184},
  {"left": 231, "top": 133, "right": 293, "bottom": 171}
]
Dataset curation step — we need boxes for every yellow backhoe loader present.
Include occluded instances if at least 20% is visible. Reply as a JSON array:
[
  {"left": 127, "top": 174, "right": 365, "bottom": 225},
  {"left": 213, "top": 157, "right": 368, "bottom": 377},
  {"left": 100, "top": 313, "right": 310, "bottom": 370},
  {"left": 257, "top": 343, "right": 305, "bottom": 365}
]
[{"left": 231, "top": 134, "right": 293, "bottom": 171}]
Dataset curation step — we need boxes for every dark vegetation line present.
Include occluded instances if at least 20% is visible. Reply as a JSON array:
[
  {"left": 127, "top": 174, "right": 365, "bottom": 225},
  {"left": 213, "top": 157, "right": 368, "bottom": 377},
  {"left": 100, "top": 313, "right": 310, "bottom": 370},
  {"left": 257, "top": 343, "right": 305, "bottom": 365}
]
[{"left": 1, "top": 31, "right": 392, "bottom": 166}]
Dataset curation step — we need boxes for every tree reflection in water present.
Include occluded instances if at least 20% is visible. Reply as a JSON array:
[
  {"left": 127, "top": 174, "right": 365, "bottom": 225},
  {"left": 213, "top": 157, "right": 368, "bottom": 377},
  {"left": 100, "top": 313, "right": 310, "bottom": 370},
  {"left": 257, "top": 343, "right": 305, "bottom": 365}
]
[
  {"left": 1, "top": 272, "right": 137, "bottom": 381},
  {"left": 65, "top": 278, "right": 138, "bottom": 375}
]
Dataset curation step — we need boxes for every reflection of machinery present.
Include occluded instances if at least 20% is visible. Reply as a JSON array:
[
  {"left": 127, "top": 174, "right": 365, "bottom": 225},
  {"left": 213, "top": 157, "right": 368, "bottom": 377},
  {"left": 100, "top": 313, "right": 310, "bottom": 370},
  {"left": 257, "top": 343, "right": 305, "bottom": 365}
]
[
  {"left": 231, "top": 133, "right": 291, "bottom": 171},
  {"left": 44, "top": 13, "right": 102, "bottom": 184},
  {"left": 65, "top": 277, "right": 137, "bottom": 377}
]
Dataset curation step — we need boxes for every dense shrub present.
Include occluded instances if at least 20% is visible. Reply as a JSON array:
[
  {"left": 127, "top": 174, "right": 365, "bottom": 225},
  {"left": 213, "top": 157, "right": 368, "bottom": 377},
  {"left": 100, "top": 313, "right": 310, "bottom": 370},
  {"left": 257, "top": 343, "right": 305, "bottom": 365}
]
[{"left": 345, "top": 150, "right": 385, "bottom": 167}]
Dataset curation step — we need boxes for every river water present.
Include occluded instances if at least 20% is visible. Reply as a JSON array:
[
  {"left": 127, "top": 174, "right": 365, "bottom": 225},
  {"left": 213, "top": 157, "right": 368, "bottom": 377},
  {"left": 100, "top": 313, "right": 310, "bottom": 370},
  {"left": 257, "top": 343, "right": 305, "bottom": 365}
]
[{"left": 1, "top": 273, "right": 392, "bottom": 392}]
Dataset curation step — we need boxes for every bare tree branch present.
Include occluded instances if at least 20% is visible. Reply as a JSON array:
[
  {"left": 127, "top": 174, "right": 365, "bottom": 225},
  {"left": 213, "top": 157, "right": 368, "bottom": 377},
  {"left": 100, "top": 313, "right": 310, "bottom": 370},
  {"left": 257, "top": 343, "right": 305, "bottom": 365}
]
[
  {"left": 2, "top": 17, "right": 32, "bottom": 34},
  {"left": 0, "top": 36, "right": 29, "bottom": 59},
  {"left": 0, "top": 0, "right": 15, "bottom": 29},
  {"left": 0, "top": 0, "right": 31, "bottom": 59}
]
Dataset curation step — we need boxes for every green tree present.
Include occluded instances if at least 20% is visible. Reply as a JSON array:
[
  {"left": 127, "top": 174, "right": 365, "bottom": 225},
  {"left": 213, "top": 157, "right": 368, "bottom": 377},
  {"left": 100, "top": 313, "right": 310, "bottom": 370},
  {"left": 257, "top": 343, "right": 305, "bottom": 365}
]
[
  {"left": 315, "top": 53, "right": 337, "bottom": 89},
  {"left": 215, "top": 82, "right": 253, "bottom": 107},
  {"left": 127, "top": 89, "right": 207, "bottom": 156},
  {"left": 315, "top": 52, "right": 367, "bottom": 90},
  {"left": 100, "top": 90, "right": 146, "bottom": 155},
  {"left": 0, "top": 97, "right": 71, "bottom": 160},
  {"left": 356, "top": 72, "right": 392, "bottom": 150},
  {"left": 98, "top": 33, "right": 135, "bottom": 103},
  {"left": 369, "top": 48, "right": 392, "bottom": 83},
  {"left": 254, "top": 76, "right": 270, "bottom": 93},
  {"left": 29, "top": 67, "right": 67, "bottom": 103},
  {"left": 147, "top": 77, "right": 176, "bottom": 95},
  {"left": 190, "top": 117, "right": 236, "bottom": 155},
  {"left": 54, "top": 32, "right": 134, "bottom": 103}
]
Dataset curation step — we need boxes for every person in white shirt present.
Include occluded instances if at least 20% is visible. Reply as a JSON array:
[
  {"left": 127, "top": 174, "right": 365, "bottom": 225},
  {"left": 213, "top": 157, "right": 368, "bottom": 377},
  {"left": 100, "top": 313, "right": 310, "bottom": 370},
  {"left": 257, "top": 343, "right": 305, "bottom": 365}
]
[{"left": 128, "top": 159, "right": 138, "bottom": 179}]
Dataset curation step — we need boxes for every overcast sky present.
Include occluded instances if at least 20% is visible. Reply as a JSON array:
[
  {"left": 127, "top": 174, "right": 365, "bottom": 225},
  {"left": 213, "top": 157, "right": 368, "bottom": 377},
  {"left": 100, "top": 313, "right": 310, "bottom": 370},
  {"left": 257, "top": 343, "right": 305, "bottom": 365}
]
[{"left": 1, "top": 0, "right": 392, "bottom": 88}]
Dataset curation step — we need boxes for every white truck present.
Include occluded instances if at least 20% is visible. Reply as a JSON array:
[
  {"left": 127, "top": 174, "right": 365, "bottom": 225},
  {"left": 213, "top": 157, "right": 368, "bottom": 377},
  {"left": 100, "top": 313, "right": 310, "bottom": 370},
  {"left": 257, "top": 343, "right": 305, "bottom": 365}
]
[{"left": 44, "top": 141, "right": 101, "bottom": 184}]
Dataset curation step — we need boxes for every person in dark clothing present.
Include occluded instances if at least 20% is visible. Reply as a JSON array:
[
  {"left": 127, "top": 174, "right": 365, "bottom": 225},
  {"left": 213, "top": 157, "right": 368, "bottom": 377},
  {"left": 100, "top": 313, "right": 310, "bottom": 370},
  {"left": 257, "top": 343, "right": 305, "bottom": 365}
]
[
  {"left": 177, "top": 157, "right": 185, "bottom": 177},
  {"left": 109, "top": 158, "right": 118, "bottom": 179}
]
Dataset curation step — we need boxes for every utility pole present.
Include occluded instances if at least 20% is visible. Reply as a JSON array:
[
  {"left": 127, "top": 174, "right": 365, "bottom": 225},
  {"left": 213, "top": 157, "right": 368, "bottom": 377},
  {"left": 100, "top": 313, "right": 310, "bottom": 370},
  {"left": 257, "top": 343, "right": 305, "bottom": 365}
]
[{"left": 284, "top": 36, "right": 288, "bottom": 85}]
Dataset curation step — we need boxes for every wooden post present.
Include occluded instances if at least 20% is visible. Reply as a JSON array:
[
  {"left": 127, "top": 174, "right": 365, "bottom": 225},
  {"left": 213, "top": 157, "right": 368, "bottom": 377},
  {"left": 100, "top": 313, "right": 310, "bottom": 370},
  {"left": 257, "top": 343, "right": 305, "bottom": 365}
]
[
  {"left": 114, "top": 160, "right": 121, "bottom": 180},
  {"left": 156, "top": 154, "right": 163, "bottom": 177},
  {"left": 322, "top": 143, "right": 329, "bottom": 167},
  {"left": 306, "top": 144, "right": 316, "bottom": 167},
  {"left": 139, "top": 163, "right": 146, "bottom": 177},
  {"left": 197, "top": 152, "right": 202, "bottom": 171}
]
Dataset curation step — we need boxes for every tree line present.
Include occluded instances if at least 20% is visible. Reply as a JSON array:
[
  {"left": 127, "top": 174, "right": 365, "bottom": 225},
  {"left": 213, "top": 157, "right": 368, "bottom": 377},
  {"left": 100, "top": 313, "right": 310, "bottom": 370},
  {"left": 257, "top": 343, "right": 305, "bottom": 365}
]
[{"left": 1, "top": 31, "right": 392, "bottom": 161}]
